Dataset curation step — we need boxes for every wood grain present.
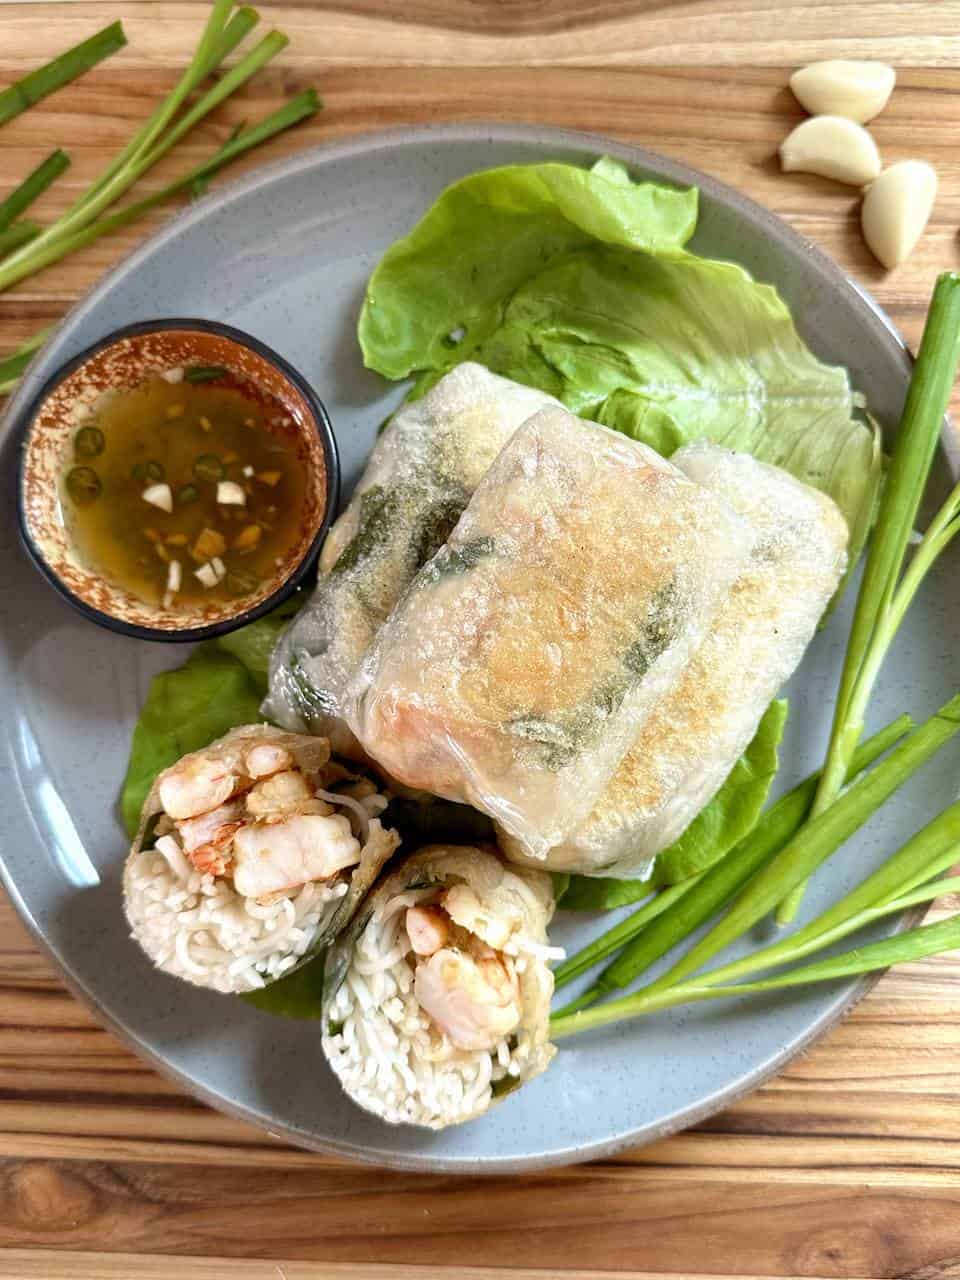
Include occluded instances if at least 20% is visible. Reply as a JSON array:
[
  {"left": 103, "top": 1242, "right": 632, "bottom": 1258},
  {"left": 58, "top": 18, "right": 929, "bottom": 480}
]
[{"left": 3, "top": 3, "right": 960, "bottom": 1277}]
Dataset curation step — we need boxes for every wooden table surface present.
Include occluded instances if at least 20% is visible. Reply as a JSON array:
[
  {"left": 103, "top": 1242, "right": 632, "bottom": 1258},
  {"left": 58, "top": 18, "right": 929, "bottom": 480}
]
[{"left": 3, "top": 4, "right": 960, "bottom": 1277}]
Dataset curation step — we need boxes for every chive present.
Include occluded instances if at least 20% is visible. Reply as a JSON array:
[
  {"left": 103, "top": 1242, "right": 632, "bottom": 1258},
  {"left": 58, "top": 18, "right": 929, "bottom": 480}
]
[
  {"left": 0, "top": 22, "right": 127, "bottom": 128},
  {"left": 65, "top": 466, "right": 101, "bottom": 504},
  {"left": 0, "top": 12, "right": 319, "bottom": 401},
  {"left": 177, "top": 484, "right": 200, "bottom": 506},
  {"left": 194, "top": 454, "right": 225, "bottom": 482},
  {"left": 0, "top": 221, "right": 41, "bottom": 257},
  {"left": 552, "top": 714, "right": 912, "bottom": 1006},
  {"left": 550, "top": 913, "right": 960, "bottom": 1041},
  {"left": 0, "top": 326, "right": 51, "bottom": 395},
  {"left": 144, "top": 460, "right": 166, "bottom": 484},
  {"left": 75, "top": 2, "right": 251, "bottom": 209},
  {"left": 0, "top": 2, "right": 251, "bottom": 289},
  {"left": 779, "top": 273, "right": 960, "bottom": 923},
  {"left": 0, "top": 91, "right": 321, "bottom": 296},
  {"left": 637, "top": 693, "right": 960, "bottom": 998},
  {"left": 133, "top": 30, "right": 292, "bottom": 179},
  {"left": 0, "top": 150, "right": 71, "bottom": 234},
  {"left": 552, "top": 878, "right": 699, "bottom": 993},
  {"left": 205, "top": 6, "right": 263, "bottom": 78},
  {"left": 696, "top": 798, "right": 960, "bottom": 989},
  {"left": 551, "top": 794, "right": 960, "bottom": 1041},
  {"left": 184, "top": 365, "right": 229, "bottom": 384},
  {"left": 74, "top": 425, "right": 105, "bottom": 458}
]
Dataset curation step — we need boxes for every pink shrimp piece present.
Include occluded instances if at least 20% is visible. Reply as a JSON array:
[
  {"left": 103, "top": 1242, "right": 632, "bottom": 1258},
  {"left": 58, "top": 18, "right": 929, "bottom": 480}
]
[{"left": 405, "top": 906, "right": 450, "bottom": 957}]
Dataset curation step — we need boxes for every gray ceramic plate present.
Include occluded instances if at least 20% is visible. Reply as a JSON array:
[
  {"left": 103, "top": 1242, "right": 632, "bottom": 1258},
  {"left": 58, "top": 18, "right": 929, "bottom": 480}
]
[{"left": 1, "top": 124, "right": 957, "bottom": 1174}]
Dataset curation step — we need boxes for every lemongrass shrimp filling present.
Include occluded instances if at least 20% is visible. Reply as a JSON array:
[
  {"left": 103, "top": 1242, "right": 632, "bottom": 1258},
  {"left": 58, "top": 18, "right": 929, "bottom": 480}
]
[
  {"left": 123, "top": 729, "right": 397, "bottom": 994},
  {"left": 323, "top": 880, "right": 563, "bottom": 1128}
]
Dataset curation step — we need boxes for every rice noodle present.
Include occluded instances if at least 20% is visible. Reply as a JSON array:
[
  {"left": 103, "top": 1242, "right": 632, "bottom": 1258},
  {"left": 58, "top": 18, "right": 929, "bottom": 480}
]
[
  {"left": 323, "top": 846, "right": 556, "bottom": 1129},
  {"left": 123, "top": 726, "right": 400, "bottom": 995},
  {"left": 123, "top": 845, "right": 348, "bottom": 994},
  {"left": 313, "top": 787, "right": 371, "bottom": 843}
]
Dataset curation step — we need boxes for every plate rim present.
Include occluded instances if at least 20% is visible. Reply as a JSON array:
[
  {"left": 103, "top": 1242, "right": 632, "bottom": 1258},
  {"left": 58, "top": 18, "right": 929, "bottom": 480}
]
[{"left": 0, "top": 120, "right": 948, "bottom": 1173}]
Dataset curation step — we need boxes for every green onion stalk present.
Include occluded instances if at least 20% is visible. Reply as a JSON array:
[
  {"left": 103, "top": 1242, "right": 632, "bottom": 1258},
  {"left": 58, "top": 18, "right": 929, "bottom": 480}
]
[
  {"left": 0, "top": 5, "right": 320, "bottom": 394},
  {"left": 552, "top": 786, "right": 960, "bottom": 1042},
  {"left": 552, "top": 714, "right": 913, "bottom": 1016},
  {"left": 0, "top": 22, "right": 127, "bottom": 127},
  {"left": 778, "top": 271, "right": 960, "bottom": 923}
]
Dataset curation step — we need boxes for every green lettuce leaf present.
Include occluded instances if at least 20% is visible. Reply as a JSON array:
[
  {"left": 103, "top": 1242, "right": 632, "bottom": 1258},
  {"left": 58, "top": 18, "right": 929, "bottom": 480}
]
[
  {"left": 213, "top": 591, "right": 303, "bottom": 690},
  {"left": 359, "top": 159, "right": 880, "bottom": 562},
  {"left": 120, "top": 648, "right": 264, "bottom": 838},
  {"left": 241, "top": 950, "right": 326, "bottom": 1018},
  {"left": 561, "top": 699, "right": 788, "bottom": 911},
  {"left": 359, "top": 158, "right": 698, "bottom": 383},
  {"left": 119, "top": 597, "right": 307, "bottom": 838}
]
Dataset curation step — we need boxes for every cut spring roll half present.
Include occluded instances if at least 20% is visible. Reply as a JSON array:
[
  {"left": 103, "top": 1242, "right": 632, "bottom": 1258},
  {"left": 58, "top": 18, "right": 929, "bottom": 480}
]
[
  {"left": 265, "top": 363, "right": 560, "bottom": 754},
  {"left": 123, "top": 726, "right": 400, "bottom": 993},
  {"left": 348, "top": 406, "right": 753, "bottom": 857},
  {"left": 500, "top": 443, "right": 849, "bottom": 878},
  {"left": 322, "top": 845, "right": 558, "bottom": 1129}
]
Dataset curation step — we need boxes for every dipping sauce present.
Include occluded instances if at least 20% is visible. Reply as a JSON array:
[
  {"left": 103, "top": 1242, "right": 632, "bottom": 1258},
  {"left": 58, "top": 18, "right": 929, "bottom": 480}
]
[{"left": 60, "top": 367, "right": 307, "bottom": 608}]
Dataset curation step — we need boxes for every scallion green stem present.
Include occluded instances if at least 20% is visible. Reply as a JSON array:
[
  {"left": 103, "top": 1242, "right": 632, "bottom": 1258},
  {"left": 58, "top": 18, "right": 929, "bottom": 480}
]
[
  {"left": 779, "top": 273, "right": 960, "bottom": 924},
  {"left": 552, "top": 877, "right": 698, "bottom": 992},
  {"left": 641, "top": 691, "right": 960, "bottom": 990},
  {"left": 685, "top": 798, "right": 960, "bottom": 988},
  {"left": 551, "top": 912, "right": 960, "bottom": 1040},
  {"left": 0, "top": 0, "right": 236, "bottom": 289},
  {"left": 0, "top": 221, "right": 41, "bottom": 257},
  {"left": 3, "top": 92, "right": 320, "bottom": 289},
  {"left": 0, "top": 22, "right": 127, "bottom": 128},
  {"left": 553, "top": 714, "right": 912, "bottom": 1012},
  {"left": 0, "top": 327, "right": 51, "bottom": 396},
  {"left": 0, "top": 150, "right": 70, "bottom": 234}
]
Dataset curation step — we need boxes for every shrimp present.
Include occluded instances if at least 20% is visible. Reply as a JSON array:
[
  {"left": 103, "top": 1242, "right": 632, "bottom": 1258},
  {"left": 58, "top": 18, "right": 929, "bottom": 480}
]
[
  {"left": 405, "top": 906, "right": 450, "bottom": 957},
  {"left": 176, "top": 799, "right": 244, "bottom": 876},
  {"left": 232, "top": 812, "right": 361, "bottom": 898},
  {"left": 245, "top": 743, "right": 294, "bottom": 779},
  {"left": 158, "top": 756, "right": 238, "bottom": 821},
  {"left": 442, "top": 884, "right": 516, "bottom": 950},
  {"left": 246, "top": 770, "right": 315, "bottom": 820},
  {"left": 413, "top": 947, "right": 521, "bottom": 1052}
]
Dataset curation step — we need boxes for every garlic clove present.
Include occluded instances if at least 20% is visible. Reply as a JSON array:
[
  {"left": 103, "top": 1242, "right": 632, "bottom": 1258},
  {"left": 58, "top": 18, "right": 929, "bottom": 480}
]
[
  {"left": 790, "top": 60, "right": 896, "bottom": 124},
  {"left": 142, "top": 482, "right": 173, "bottom": 513},
  {"left": 194, "top": 559, "right": 226, "bottom": 588},
  {"left": 861, "top": 160, "right": 937, "bottom": 270},
  {"left": 780, "top": 116, "right": 881, "bottom": 186},
  {"left": 216, "top": 479, "right": 246, "bottom": 506}
]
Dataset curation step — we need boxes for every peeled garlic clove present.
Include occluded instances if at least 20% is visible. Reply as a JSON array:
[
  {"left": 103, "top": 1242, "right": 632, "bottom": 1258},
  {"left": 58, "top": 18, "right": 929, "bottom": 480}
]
[
  {"left": 790, "top": 60, "right": 896, "bottom": 124},
  {"left": 861, "top": 160, "right": 937, "bottom": 270},
  {"left": 780, "top": 116, "right": 881, "bottom": 186}
]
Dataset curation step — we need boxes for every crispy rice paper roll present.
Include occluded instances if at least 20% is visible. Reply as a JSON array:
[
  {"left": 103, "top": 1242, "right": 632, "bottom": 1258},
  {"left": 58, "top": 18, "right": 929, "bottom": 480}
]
[
  {"left": 123, "top": 725, "right": 400, "bottom": 993},
  {"left": 265, "top": 363, "right": 560, "bottom": 753},
  {"left": 347, "top": 407, "right": 753, "bottom": 858},
  {"left": 322, "top": 845, "right": 558, "bottom": 1129},
  {"left": 500, "top": 444, "right": 849, "bottom": 878}
]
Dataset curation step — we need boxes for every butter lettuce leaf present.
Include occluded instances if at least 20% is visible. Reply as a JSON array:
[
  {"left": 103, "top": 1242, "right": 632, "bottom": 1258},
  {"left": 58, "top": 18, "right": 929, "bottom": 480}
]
[
  {"left": 241, "top": 950, "right": 326, "bottom": 1018},
  {"left": 119, "top": 598, "right": 305, "bottom": 838},
  {"left": 120, "top": 648, "right": 263, "bottom": 838},
  {"left": 359, "top": 159, "right": 880, "bottom": 560},
  {"left": 359, "top": 158, "right": 698, "bottom": 382},
  {"left": 561, "top": 699, "right": 788, "bottom": 910},
  {"left": 214, "top": 590, "right": 303, "bottom": 686}
]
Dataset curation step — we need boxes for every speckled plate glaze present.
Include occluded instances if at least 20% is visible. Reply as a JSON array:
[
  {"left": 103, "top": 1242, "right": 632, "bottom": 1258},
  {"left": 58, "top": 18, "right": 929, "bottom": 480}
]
[{"left": 1, "top": 124, "right": 957, "bottom": 1174}]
